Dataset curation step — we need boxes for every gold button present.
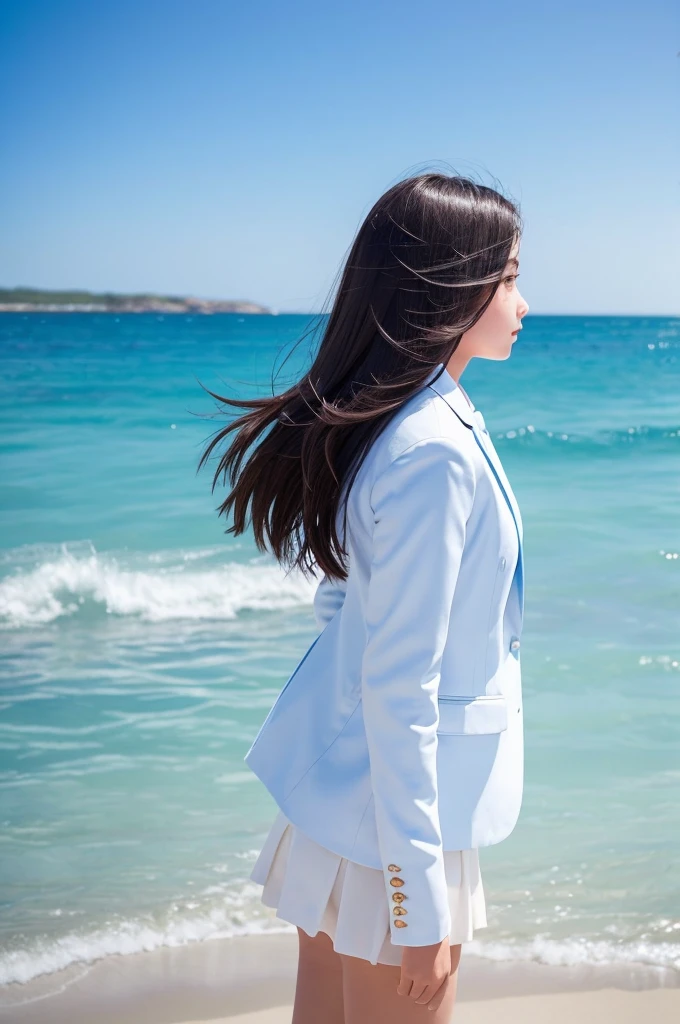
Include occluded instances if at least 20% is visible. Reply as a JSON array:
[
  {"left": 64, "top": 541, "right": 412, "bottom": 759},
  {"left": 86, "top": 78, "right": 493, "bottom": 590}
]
[
  {"left": 389, "top": 877, "right": 405, "bottom": 887},
  {"left": 392, "top": 892, "right": 406, "bottom": 903},
  {"left": 393, "top": 906, "right": 407, "bottom": 916},
  {"left": 388, "top": 864, "right": 402, "bottom": 872},
  {"left": 393, "top": 919, "right": 408, "bottom": 928}
]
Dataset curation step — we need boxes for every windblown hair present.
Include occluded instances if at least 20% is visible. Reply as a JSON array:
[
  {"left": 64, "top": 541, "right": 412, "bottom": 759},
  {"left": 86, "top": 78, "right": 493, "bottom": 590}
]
[{"left": 196, "top": 172, "right": 522, "bottom": 582}]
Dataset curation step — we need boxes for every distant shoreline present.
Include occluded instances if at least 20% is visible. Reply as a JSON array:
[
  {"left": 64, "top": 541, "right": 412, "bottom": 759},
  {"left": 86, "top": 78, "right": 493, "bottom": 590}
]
[
  {"left": 1, "top": 290, "right": 675, "bottom": 317},
  {"left": 0, "top": 287, "right": 271, "bottom": 315}
]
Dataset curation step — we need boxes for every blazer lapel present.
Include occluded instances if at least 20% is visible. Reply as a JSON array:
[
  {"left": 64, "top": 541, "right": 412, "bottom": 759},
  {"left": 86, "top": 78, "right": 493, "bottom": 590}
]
[
  {"left": 469, "top": 409, "right": 523, "bottom": 544},
  {"left": 425, "top": 364, "right": 525, "bottom": 617},
  {"left": 469, "top": 422, "right": 524, "bottom": 618}
]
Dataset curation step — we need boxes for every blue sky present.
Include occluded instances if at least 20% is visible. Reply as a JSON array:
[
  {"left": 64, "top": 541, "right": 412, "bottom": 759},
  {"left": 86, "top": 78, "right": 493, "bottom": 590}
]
[{"left": 0, "top": 0, "right": 677, "bottom": 314}]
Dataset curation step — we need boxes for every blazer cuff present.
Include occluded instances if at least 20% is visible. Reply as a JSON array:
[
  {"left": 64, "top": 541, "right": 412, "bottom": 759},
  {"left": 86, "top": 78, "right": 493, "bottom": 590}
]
[{"left": 378, "top": 838, "right": 452, "bottom": 946}]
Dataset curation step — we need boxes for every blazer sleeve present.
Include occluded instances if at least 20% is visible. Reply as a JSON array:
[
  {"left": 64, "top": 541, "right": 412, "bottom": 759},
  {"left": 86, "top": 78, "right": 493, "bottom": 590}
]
[
  {"left": 312, "top": 571, "right": 348, "bottom": 629},
  {"left": 361, "top": 435, "right": 476, "bottom": 946}
]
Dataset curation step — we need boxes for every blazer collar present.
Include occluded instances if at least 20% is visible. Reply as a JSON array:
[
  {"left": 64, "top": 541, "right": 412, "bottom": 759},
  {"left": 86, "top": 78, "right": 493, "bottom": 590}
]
[{"left": 423, "top": 363, "right": 477, "bottom": 428}]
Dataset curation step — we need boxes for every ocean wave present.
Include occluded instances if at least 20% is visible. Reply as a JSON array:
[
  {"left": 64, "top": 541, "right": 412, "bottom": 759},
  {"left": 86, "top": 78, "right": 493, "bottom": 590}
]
[
  {"left": 1, "top": 895, "right": 677, "bottom": 988},
  {"left": 466, "top": 934, "right": 680, "bottom": 973},
  {"left": 0, "top": 880, "right": 282, "bottom": 987},
  {"left": 0, "top": 542, "right": 317, "bottom": 629},
  {"left": 491, "top": 423, "right": 680, "bottom": 452}
]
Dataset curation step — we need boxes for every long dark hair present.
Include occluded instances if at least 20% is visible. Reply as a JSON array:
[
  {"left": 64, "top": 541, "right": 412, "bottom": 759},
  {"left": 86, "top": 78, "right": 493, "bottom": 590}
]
[{"left": 196, "top": 172, "right": 522, "bottom": 582}]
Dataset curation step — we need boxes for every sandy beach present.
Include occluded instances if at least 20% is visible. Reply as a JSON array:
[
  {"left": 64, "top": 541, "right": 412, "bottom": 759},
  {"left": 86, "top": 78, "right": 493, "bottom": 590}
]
[
  {"left": 1, "top": 932, "right": 677, "bottom": 1024},
  {"left": 189, "top": 989, "right": 680, "bottom": 1024}
]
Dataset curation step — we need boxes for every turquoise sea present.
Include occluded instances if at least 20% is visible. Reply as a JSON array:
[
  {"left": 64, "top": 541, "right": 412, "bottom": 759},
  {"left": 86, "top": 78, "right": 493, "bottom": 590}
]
[{"left": 0, "top": 312, "right": 679, "bottom": 989}]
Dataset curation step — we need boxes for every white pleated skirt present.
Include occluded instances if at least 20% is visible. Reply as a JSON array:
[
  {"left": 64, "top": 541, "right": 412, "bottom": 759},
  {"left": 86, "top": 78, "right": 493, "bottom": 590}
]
[{"left": 249, "top": 808, "right": 488, "bottom": 966}]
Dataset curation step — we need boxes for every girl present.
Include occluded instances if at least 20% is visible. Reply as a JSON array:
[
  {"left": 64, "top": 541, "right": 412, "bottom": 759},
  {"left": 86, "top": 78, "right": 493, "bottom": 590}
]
[{"left": 198, "top": 172, "right": 529, "bottom": 1022}]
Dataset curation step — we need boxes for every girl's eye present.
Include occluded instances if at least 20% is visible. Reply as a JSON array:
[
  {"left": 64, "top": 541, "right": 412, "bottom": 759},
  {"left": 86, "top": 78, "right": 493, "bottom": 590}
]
[{"left": 504, "top": 274, "right": 519, "bottom": 286}]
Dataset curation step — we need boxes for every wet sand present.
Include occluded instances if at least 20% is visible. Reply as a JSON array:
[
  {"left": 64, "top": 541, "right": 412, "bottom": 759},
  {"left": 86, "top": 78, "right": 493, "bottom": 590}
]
[{"left": 1, "top": 931, "right": 678, "bottom": 1023}]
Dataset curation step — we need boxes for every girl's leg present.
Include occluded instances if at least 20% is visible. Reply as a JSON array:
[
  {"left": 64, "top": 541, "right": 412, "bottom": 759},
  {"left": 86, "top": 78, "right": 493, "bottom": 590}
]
[
  {"left": 292, "top": 926, "right": 345, "bottom": 1024},
  {"left": 340, "top": 943, "right": 463, "bottom": 1024}
]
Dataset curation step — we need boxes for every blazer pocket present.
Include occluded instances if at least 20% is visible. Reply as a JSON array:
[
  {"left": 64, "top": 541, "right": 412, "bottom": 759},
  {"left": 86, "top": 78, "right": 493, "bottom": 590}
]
[{"left": 437, "top": 694, "right": 508, "bottom": 735}]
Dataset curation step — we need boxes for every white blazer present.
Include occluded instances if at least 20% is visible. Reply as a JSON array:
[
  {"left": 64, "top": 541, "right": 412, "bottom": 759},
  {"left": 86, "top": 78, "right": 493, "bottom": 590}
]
[{"left": 245, "top": 361, "right": 525, "bottom": 947}]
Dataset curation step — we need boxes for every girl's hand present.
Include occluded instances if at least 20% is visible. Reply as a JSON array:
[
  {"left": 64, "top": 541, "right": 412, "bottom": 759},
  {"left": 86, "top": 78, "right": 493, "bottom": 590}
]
[{"left": 397, "top": 937, "right": 452, "bottom": 1010}]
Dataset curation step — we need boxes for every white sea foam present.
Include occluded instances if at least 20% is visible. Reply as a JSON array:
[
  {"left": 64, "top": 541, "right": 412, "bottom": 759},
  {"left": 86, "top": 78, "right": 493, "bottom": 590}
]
[
  {"left": 0, "top": 883, "right": 294, "bottom": 986},
  {"left": 0, "top": 542, "right": 317, "bottom": 628},
  {"left": 466, "top": 935, "right": 680, "bottom": 972},
  {"left": 2, "top": 902, "right": 678, "bottom": 988}
]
